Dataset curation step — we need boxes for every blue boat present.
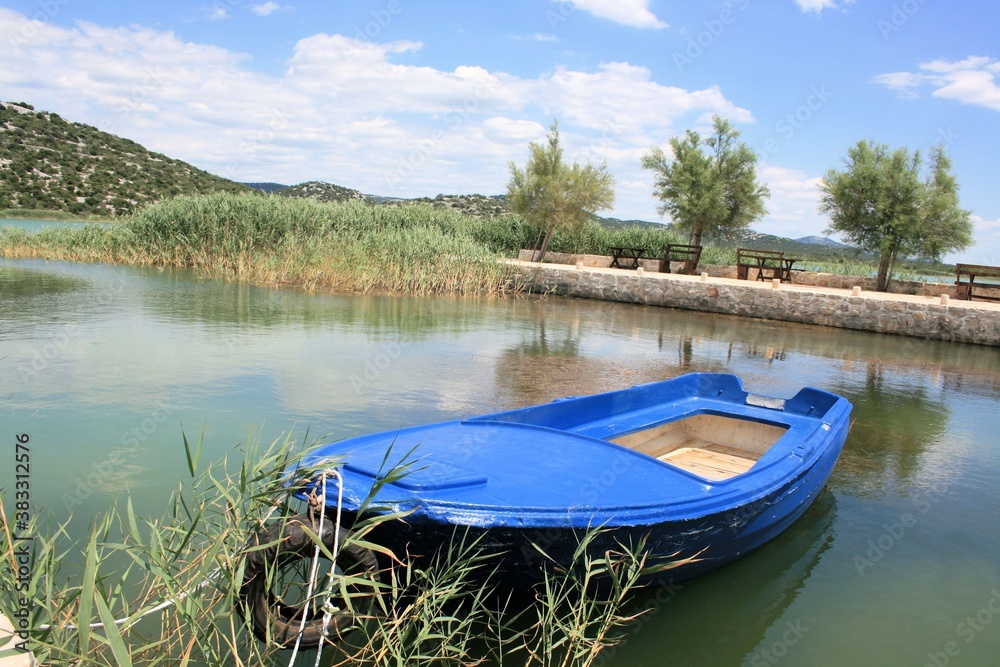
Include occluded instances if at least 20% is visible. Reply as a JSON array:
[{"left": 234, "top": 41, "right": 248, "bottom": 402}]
[{"left": 296, "top": 372, "right": 851, "bottom": 585}]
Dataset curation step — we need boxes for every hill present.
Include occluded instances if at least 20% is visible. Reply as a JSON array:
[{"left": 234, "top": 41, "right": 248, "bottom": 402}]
[
  {"left": 0, "top": 101, "right": 248, "bottom": 217},
  {"left": 243, "top": 182, "right": 288, "bottom": 193},
  {"left": 409, "top": 193, "right": 512, "bottom": 217},
  {"left": 795, "top": 235, "right": 849, "bottom": 248},
  {"left": 275, "top": 181, "right": 371, "bottom": 203}
]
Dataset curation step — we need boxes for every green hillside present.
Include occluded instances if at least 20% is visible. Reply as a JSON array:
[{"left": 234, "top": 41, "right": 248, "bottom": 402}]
[
  {"left": 276, "top": 180, "right": 371, "bottom": 203},
  {"left": 0, "top": 101, "right": 247, "bottom": 217}
]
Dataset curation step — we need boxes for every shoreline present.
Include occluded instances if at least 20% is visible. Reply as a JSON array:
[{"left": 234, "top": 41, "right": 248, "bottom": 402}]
[{"left": 513, "top": 260, "right": 1000, "bottom": 347}]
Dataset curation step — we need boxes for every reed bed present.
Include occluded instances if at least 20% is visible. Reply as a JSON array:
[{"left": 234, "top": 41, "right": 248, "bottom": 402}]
[
  {"left": 0, "top": 431, "right": 654, "bottom": 666},
  {"left": 0, "top": 193, "right": 524, "bottom": 297},
  {"left": 0, "top": 193, "right": 948, "bottom": 293},
  {"left": 0, "top": 192, "right": 693, "bottom": 296}
]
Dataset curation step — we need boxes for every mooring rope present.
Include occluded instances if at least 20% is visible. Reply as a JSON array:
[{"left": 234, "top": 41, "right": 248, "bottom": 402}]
[
  {"left": 35, "top": 466, "right": 345, "bottom": 646},
  {"left": 287, "top": 467, "right": 345, "bottom": 667}
]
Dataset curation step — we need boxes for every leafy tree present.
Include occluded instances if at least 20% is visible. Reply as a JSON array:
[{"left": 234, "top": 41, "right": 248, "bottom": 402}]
[
  {"left": 916, "top": 146, "right": 973, "bottom": 262},
  {"left": 819, "top": 140, "right": 972, "bottom": 291},
  {"left": 507, "top": 121, "right": 616, "bottom": 261},
  {"left": 641, "top": 115, "right": 769, "bottom": 247}
]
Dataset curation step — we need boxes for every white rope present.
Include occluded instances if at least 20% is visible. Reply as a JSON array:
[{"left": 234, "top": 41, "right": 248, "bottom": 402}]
[
  {"left": 287, "top": 467, "right": 345, "bottom": 667},
  {"left": 34, "top": 464, "right": 348, "bottom": 666},
  {"left": 314, "top": 468, "right": 345, "bottom": 667}
]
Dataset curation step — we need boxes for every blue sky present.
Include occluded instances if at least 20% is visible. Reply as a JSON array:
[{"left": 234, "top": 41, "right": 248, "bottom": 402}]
[{"left": 1, "top": 0, "right": 998, "bottom": 262}]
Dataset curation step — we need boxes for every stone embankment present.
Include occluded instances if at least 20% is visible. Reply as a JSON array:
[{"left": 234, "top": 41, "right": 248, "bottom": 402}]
[{"left": 513, "top": 257, "right": 1000, "bottom": 347}]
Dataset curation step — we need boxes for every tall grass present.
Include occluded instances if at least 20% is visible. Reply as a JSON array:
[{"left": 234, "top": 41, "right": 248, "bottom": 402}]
[
  {"left": 0, "top": 432, "right": 654, "bottom": 666},
  {"left": 0, "top": 193, "right": 527, "bottom": 296}
]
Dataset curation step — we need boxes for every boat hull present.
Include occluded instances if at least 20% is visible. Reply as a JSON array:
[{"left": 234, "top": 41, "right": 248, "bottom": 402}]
[
  {"left": 295, "top": 373, "right": 852, "bottom": 586},
  {"left": 357, "top": 415, "right": 844, "bottom": 585}
]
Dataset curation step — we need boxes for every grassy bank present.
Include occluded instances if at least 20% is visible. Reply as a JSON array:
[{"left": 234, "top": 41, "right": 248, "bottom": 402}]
[{"left": 0, "top": 432, "right": 651, "bottom": 665}]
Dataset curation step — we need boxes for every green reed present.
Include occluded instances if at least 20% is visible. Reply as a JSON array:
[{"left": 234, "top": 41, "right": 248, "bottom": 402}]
[
  {"left": 0, "top": 430, "right": 654, "bottom": 666},
  {"left": 0, "top": 193, "right": 526, "bottom": 296}
]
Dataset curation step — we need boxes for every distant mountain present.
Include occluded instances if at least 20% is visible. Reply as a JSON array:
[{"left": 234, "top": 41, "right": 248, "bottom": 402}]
[
  {"left": 410, "top": 193, "right": 512, "bottom": 217},
  {"left": 795, "top": 235, "right": 849, "bottom": 248},
  {"left": 243, "top": 182, "right": 288, "bottom": 193},
  {"left": 0, "top": 101, "right": 248, "bottom": 216},
  {"left": 275, "top": 181, "right": 371, "bottom": 203}
]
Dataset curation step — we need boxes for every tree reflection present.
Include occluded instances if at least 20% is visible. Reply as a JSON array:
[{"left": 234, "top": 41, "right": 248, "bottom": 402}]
[{"left": 830, "top": 362, "right": 950, "bottom": 495}]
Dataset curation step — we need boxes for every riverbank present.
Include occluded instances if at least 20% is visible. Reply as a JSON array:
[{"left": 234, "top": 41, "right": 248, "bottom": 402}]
[
  {"left": 514, "top": 259, "right": 1000, "bottom": 346},
  {"left": 0, "top": 208, "right": 111, "bottom": 222}
]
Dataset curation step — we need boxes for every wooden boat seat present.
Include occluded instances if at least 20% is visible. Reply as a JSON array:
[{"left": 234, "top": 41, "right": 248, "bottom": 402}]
[
  {"left": 610, "top": 413, "right": 787, "bottom": 481},
  {"left": 658, "top": 444, "right": 758, "bottom": 481}
]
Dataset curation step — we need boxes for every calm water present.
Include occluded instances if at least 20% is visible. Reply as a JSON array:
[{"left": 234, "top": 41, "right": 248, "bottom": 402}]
[{"left": 2, "top": 257, "right": 999, "bottom": 666}]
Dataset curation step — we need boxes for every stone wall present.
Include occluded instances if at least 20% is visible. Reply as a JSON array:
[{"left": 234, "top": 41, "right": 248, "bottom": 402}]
[{"left": 517, "top": 263, "right": 1000, "bottom": 347}]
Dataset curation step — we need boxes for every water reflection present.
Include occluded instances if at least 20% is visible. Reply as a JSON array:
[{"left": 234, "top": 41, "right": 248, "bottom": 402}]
[
  {"left": 2, "top": 259, "right": 999, "bottom": 667},
  {"left": 607, "top": 492, "right": 837, "bottom": 666},
  {"left": 830, "top": 362, "right": 950, "bottom": 496}
]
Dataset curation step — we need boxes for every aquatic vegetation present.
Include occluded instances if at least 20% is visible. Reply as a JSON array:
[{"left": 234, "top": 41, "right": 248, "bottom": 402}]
[{"left": 0, "top": 431, "right": 653, "bottom": 666}]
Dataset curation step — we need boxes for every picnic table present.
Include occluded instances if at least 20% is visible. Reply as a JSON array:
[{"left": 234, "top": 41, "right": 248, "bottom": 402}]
[
  {"left": 955, "top": 263, "right": 1000, "bottom": 301},
  {"left": 609, "top": 246, "right": 647, "bottom": 269},
  {"left": 736, "top": 248, "right": 799, "bottom": 283},
  {"left": 659, "top": 243, "right": 703, "bottom": 275}
]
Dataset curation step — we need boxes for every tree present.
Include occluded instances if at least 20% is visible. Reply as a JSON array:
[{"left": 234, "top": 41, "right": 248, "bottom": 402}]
[
  {"left": 819, "top": 140, "right": 972, "bottom": 292},
  {"left": 507, "top": 121, "right": 615, "bottom": 262},
  {"left": 641, "top": 115, "right": 769, "bottom": 247},
  {"left": 916, "top": 146, "right": 973, "bottom": 262}
]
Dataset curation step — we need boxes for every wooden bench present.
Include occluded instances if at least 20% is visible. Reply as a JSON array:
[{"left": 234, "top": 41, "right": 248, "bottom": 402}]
[
  {"left": 608, "top": 246, "right": 647, "bottom": 269},
  {"left": 737, "top": 248, "right": 799, "bottom": 283},
  {"left": 955, "top": 263, "right": 1000, "bottom": 301},
  {"left": 658, "top": 243, "right": 703, "bottom": 275}
]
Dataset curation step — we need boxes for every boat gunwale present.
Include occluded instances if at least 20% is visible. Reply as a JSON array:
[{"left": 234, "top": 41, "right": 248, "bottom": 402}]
[
  {"left": 292, "top": 374, "right": 852, "bottom": 529},
  {"left": 298, "top": 403, "right": 850, "bottom": 527}
]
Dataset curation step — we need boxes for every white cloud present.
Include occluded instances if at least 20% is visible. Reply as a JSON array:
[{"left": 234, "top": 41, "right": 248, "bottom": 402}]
[
  {"left": 794, "top": 0, "right": 855, "bottom": 14},
  {"left": 510, "top": 33, "right": 559, "bottom": 42},
  {"left": 0, "top": 8, "right": 753, "bottom": 220},
  {"left": 562, "top": 0, "right": 668, "bottom": 29},
  {"left": 754, "top": 165, "right": 828, "bottom": 239},
  {"left": 874, "top": 56, "right": 1000, "bottom": 112},
  {"left": 964, "top": 216, "right": 1000, "bottom": 264},
  {"left": 207, "top": 6, "right": 230, "bottom": 20},
  {"left": 794, "top": 0, "right": 836, "bottom": 13},
  {"left": 251, "top": 2, "right": 282, "bottom": 17}
]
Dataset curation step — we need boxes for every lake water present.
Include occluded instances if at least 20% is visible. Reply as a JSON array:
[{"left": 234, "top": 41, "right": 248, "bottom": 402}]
[{"left": 2, "top": 257, "right": 998, "bottom": 666}]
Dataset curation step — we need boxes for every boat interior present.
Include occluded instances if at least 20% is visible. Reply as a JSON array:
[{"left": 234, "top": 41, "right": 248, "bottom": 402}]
[{"left": 610, "top": 413, "right": 789, "bottom": 481}]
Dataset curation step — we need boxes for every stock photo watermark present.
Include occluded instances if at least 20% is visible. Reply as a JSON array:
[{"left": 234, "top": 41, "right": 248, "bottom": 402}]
[
  {"left": 673, "top": 0, "right": 752, "bottom": 73},
  {"left": 923, "top": 589, "right": 1000, "bottom": 667},
  {"left": 383, "top": 76, "right": 501, "bottom": 190},
  {"left": 15, "top": 273, "right": 128, "bottom": 388},
  {"left": 748, "top": 619, "right": 809, "bottom": 667},
  {"left": 759, "top": 85, "right": 833, "bottom": 159},
  {"left": 878, "top": 0, "right": 930, "bottom": 40},
  {"left": 61, "top": 401, "right": 175, "bottom": 511},
  {"left": 5, "top": 433, "right": 33, "bottom": 655},
  {"left": 6, "top": 0, "right": 70, "bottom": 58},
  {"left": 224, "top": 107, "right": 293, "bottom": 181},
  {"left": 854, "top": 482, "right": 948, "bottom": 576},
  {"left": 349, "top": 341, "right": 404, "bottom": 395}
]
